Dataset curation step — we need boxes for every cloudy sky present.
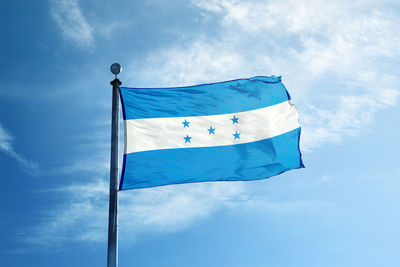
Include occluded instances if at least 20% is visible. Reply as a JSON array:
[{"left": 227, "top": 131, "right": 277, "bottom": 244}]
[{"left": 1, "top": 0, "right": 400, "bottom": 266}]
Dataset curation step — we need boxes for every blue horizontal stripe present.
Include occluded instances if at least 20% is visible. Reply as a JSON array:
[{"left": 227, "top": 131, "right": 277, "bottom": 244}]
[
  {"left": 120, "top": 127, "right": 303, "bottom": 190},
  {"left": 120, "top": 76, "right": 290, "bottom": 120}
]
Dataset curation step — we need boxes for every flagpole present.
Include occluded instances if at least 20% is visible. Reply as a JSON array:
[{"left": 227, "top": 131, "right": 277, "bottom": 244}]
[{"left": 108, "top": 63, "right": 122, "bottom": 267}]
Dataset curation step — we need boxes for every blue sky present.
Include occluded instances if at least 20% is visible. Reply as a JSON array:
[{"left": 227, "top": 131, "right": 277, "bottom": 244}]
[{"left": 1, "top": 0, "right": 400, "bottom": 266}]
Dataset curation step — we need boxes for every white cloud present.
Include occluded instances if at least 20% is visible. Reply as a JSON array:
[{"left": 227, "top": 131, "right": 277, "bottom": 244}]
[
  {"left": 0, "top": 122, "right": 39, "bottom": 176},
  {"left": 50, "top": 0, "right": 94, "bottom": 47},
  {"left": 0, "top": 123, "right": 13, "bottom": 152},
  {"left": 300, "top": 89, "right": 400, "bottom": 151},
  {"left": 25, "top": 179, "right": 108, "bottom": 246},
  {"left": 26, "top": 179, "right": 245, "bottom": 246},
  {"left": 119, "top": 181, "right": 244, "bottom": 233},
  {"left": 127, "top": 40, "right": 249, "bottom": 87},
  {"left": 57, "top": 159, "right": 109, "bottom": 175}
]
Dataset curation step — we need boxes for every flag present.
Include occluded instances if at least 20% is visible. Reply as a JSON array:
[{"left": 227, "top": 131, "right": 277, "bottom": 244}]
[{"left": 119, "top": 76, "right": 303, "bottom": 190}]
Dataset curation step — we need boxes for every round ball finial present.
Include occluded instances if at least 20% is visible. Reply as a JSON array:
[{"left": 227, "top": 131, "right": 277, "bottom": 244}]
[{"left": 110, "top": 63, "right": 122, "bottom": 76}]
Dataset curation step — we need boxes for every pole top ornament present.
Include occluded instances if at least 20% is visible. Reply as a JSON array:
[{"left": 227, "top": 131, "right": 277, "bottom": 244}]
[{"left": 110, "top": 63, "right": 122, "bottom": 77}]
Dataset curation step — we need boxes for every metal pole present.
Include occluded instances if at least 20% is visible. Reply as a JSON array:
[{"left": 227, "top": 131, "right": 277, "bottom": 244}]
[{"left": 108, "top": 63, "right": 122, "bottom": 267}]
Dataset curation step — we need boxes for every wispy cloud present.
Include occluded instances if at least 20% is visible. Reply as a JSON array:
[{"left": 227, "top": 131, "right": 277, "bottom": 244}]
[
  {"left": 25, "top": 179, "right": 245, "bottom": 246},
  {"left": 118, "top": 181, "right": 244, "bottom": 233},
  {"left": 25, "top": 179, "right": 108, "bottom": 246},
  {"left": 128, "top": 40, "right": 248, "bottom": 87},
  {"left": 50, "top": 0, "right": 94, "bottom": 47},
  {"left": 301, "top": 89, "right": 399, "bottom": 151},
  {"left": 0, "top": 122, "right": 39, "bottom": 176}
]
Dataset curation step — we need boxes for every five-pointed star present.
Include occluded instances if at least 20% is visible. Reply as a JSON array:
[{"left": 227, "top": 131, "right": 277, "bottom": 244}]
[
  {"left": 182, "top": 119, "right": 190, "bottom": 128},
  {"left": 233, "top": 131, "right": 241, "bottom": 140},
  {"left": 207, "top": 126, "right": 216, "bottom": 134},
  {"left": 231, "top": 115, "right": 239, "bottom": 124},
  {"left": 184, "top": 134, "right": 192, "bottom": 143}
]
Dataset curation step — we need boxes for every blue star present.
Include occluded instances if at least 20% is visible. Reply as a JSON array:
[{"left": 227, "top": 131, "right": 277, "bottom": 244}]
[
  {"left": 233, "top": 131, "right": 241, "bottom": 140},
  {"left": 207, "top": 126, "right": 215, "bottom": 135},
  {"left": 182, "top": 120, "right": 190, "bottom": 128},
  {"left": 184, "top": 134, "right": 192, "bottom": 143},
  {"left": 231, "top": 115, "right": 239, "bottom": 124}
]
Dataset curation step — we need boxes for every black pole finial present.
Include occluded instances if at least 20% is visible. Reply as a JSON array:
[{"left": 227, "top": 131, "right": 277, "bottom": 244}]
[
  {"left": 110, "top": 63, "right": 122, "bottom": 86},
  {"left": 110, "top": 63, "right": 122, "bottom": 79}
]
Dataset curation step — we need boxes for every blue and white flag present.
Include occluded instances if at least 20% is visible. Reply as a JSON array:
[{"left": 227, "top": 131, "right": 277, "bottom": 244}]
[{"left": 119, "top": 76, "right": 303, "bottom": 190}]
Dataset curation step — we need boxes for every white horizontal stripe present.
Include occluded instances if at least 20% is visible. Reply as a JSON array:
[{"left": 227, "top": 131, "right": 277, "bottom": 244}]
[{"left": 124, "top": 100, "right": 300, "bottom": 154}]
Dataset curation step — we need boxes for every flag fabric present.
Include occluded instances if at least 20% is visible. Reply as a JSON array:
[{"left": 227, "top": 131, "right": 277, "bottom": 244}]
[{"left": 119, "top": 76, "right": 303, "bottom": 190}]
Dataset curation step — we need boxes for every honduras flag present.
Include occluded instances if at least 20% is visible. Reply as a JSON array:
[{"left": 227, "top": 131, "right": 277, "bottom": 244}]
[{"left": 119, "top": 76, "right": 303, "bottom": 190}]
